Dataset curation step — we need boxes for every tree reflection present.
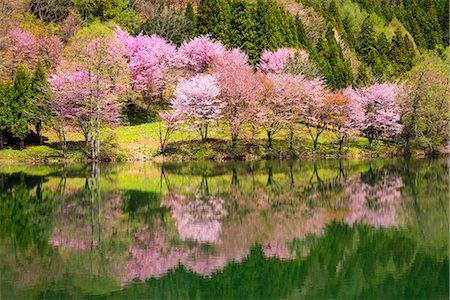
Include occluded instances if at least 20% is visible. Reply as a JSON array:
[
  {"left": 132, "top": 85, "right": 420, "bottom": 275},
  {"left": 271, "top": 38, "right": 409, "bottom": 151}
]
[{"left": 0, "top": 159, "right": 447, "bottom": 299}]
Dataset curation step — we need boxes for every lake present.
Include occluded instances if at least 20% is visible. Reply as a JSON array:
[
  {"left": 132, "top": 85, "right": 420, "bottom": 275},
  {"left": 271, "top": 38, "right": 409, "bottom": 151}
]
[{"left": 0, "top": 158, "right": 448, "bottom": 299}]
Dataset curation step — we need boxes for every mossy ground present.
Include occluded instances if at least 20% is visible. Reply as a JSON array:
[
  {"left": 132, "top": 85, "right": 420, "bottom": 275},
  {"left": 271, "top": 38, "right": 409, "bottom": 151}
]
[{"left": 0, "top": 122, "right": 404, "bottom": 162}]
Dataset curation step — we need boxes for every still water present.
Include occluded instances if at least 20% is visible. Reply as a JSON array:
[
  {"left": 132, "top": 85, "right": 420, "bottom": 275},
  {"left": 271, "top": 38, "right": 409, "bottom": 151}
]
[{"left": 0, "top": 159, "right": 448, "bottom": 299}]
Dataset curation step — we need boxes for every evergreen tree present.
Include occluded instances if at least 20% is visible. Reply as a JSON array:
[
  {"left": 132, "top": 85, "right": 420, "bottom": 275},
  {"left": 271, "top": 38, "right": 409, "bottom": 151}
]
[
  {"left": 342, "top": 16, "right": 356, "bottom": 49},
  {"left": 196, "top": 0, "right": 220, "bottom": 35},
  {"left": 229, "top": 0, "right": 259, "bottom": 64},
  {"left": 9, "top": 65, "right": 32, "bottom": 148},
  {"left": 295, "top": 14, "right": 310, "bottom": 49},
  {"left": 327, "top": 0, "right": 342, "bottom": 31},
  {"left": 313, "top": 24, "right": 354, "bottom": 90},
  {"left": 185, "top": 1, "right": 196, "bottom": 25},
  {"left": 0, "top": 83, "right": 11, "bottom": 149},
  {"left": 357, "top": 16, "right": 377, "bottom": 66},
  {"left": 356, "top": 62, "right": 371, "bottom": 86},
  {"left": 214, "top": 0, "right": 232, "bottom": 46},
  {"left": 256, "top": 0, "right": 284, "bottom": 51}
]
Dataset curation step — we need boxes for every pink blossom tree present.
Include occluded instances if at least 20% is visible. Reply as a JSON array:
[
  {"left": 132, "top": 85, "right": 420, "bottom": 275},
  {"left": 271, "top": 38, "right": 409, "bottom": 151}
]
[
  {"left": 170, "top": 74, "right": 223, "bottom": 142},
  {"left": 211, "top": 48, "right": 264, "bottom": 147},
  {"left": 257, "top": 48, "right": 308, "bottom": 74},
  {"left": 343, "top": 83, "right": 404, "bottom": 147},
  {"left": 49, "top": 70, "right": 122, "bottom": 151},
  {"left": 114, "top": 27, "right": 177, "bottom": 100},
  {"left": 297, "top": 78, "right": 329, "bottom": 150},
  {"left": 8, "top": 27, "right": 64, "bottom": 75},
  {"left": 176, "top": 35, "right": 226, "bottom": 74},
  {"left": 323, "top": 93, "right": 355, "bottom": 152},
  {"left": 258, "top": 73, "right": 284, "bottom": 149},
  {"left": 265, "top": 73, "right": 313, "bottom": 150},
  {"left": 158, "top": 111, "right": 183, "bottom": 153},
  {"left": 50, "top": 24, "right": 128, "bottom": 160}
]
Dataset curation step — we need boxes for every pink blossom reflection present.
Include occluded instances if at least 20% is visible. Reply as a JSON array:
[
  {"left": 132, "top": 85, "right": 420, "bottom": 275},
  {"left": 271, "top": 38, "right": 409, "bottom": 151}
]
[
  {"left": 161, "top": 192, "right": 228, "bottom": 243},
  {"left": 345, "top": 174, "right": 403, "bottom": 228}
]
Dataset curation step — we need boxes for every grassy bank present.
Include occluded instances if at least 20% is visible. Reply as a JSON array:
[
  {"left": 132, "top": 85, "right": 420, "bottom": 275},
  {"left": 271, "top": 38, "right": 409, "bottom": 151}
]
[{"left": 0, "top": 122, "right": 410, "bottom": 162}]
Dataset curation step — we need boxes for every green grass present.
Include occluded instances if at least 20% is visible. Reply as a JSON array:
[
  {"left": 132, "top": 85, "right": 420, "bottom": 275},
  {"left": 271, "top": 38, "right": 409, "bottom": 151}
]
[{"left": 0, "top": 122, "right": 401, "bottom": 162}]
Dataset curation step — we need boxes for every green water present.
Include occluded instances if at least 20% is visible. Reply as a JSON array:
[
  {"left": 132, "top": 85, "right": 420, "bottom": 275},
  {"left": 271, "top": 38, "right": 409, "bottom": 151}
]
[{"left": 0, "top": 159, "right": 448, "bottom": 299}]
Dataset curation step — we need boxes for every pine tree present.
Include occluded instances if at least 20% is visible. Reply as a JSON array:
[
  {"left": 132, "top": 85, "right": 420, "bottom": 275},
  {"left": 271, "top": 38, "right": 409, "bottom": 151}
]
[
  {"left": 196, "top": 0, "right": 220, "bottom": 35},
  {"left": 314, "top": 24, "right": 354, "bottom": 90},
  {"left": 357, "top": 16, "right": 377, "bottom": 66},
  {"left": 214, "top": 0, "right": 232, "bottom": 46},
  {"left": 342, "top": 16, "right": 356, "bottom": 49},
  {"left": 229, "top": 0, "right": 259, "bottom": 64},
  {"left": 295, "top": 14, "right": 310, "bottom": 49},
  {"left": 0, "top": 82, "right": 11, "bottom": 149},
  {"left": 9, "top": 65, "right": 32, "bottom": 147},
  {"left": 356, "top": 62, "right": 371, "bottom": 86},
  {"left": 185, "top": 1, "right": 196, "bottom": 25},
  {"left": 327, "top": 0, "right": 342, "bottom": 31}
]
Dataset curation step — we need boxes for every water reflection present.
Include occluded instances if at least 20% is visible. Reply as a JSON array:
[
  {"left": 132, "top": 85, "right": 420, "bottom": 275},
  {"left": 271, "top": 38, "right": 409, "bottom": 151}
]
[{"left": 0, "top": 159, "right": 448, "bottom": 299}]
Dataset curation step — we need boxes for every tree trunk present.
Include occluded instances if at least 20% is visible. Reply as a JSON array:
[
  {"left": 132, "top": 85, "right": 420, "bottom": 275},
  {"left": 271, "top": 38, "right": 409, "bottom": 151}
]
[
  {"left": 200, "top": 124, "right": 208, "bottom": 142},
  {"left": 0, "top": 129, "right": 3, "bottom": 149},
  {"left": 231, "top": 134, "right": 238, "bottom": 148},
  {"left": 19, "top": 139, "right": 24, "bottom": 149},
  {"left": 267, "top": 131, "right": 272, "bottom": 149},
  {"left": 338, "top": 138, "right": 344, "bottom": 153},
  {"left": 313, "top": 137, "right": 318, "bottom": 150},
  {"left": 289, "top": 130, "right": 294, "bottom": 150},
  {"left": 36, "top": 121, "right": 43, "bottom": 145}
]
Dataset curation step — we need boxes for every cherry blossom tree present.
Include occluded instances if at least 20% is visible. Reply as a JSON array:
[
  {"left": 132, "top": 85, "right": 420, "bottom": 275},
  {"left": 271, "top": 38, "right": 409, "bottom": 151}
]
[
  {"left": 176, "top": 35, "right": 226, "bottom": 74},
  {"left": 158, "top": 111, "right": 183, "bottom": 153},
  {"left": 258, "top": 73, "right": 284, "bottom": 149},
  {"left": 114, "top": 27, "right": 177, "bottom": 100},
  {"left": 258, "top": 48, "right": 308, "bottom": 74},
  {"left": 51, "top": 24, "right": 128, "bottom": 160},
  {"left": 265, "top": 73, "right": 313, "bottom": 150},
  {"left": 296, "top": 78, "right": 327, "bottom": 150},
  {"left": 170, "top": 74, "right": 223, "bottom": 142},
  {"left": 343, "top": 83, "right": 404, "bottom": 146},
  {"left": 323, "top": 93, "right": 355, "bottom": 152},
  {"left": 212, "top": 48, "right": 264, "bottom": 147},
  {"left": 49, "top": 70, "right": 122, "bottom": 152},
  {"left": 8, "top": 27, "right": 64, "bottom": 75}
]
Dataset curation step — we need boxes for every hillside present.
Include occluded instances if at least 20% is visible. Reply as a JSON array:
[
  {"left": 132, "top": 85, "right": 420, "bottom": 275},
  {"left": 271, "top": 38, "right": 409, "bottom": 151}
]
[{"left": 0, "top": 0, "right": 448, "bottom": 161}]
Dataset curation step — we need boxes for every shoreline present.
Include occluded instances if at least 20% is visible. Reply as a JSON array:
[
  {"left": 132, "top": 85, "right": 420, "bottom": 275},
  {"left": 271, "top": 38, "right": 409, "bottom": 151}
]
[{"left": 0, "top": 151, "right": 438, "bottom": 164}]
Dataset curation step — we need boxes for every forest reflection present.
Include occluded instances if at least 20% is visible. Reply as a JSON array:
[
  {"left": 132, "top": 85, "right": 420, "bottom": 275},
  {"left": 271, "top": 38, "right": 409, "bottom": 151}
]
[{"left": 0, "top": 159, "right": 448, "bottom": 298}]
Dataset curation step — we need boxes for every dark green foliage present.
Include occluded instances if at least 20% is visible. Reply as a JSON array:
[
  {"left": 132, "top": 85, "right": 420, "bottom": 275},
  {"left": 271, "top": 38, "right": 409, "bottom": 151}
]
[
  {"left": 0, "top": 83, "right": 11, "bottom": 148},
  {"left": 389, "top": 29, "right": 415, "bottom": 76},
  {"left": 9, "top": 66, "right": 32, "bottom": 143},
  {"left": 359, "top": 0, "right": 447, "bottom": 48},
  {"left": 312, "top": 24, "right": 354, "bottom": 90},
  {"left": 185, "top": 1, "right": 196, "bottom": 25},
  {"left": 228, "top": 0, "right": 259, "bottom": 63},
  {"left": 357, "top": 17, "right": 377, "bottom": 65},
  {"left": 294, "top": 14, "right": 310, "bottom": 49},
  {"left": 195, "top": 0, "right": 307, "bottom": 64},
  {"left": 356, "top": 62, "right": 371, "bottom": 86}
]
